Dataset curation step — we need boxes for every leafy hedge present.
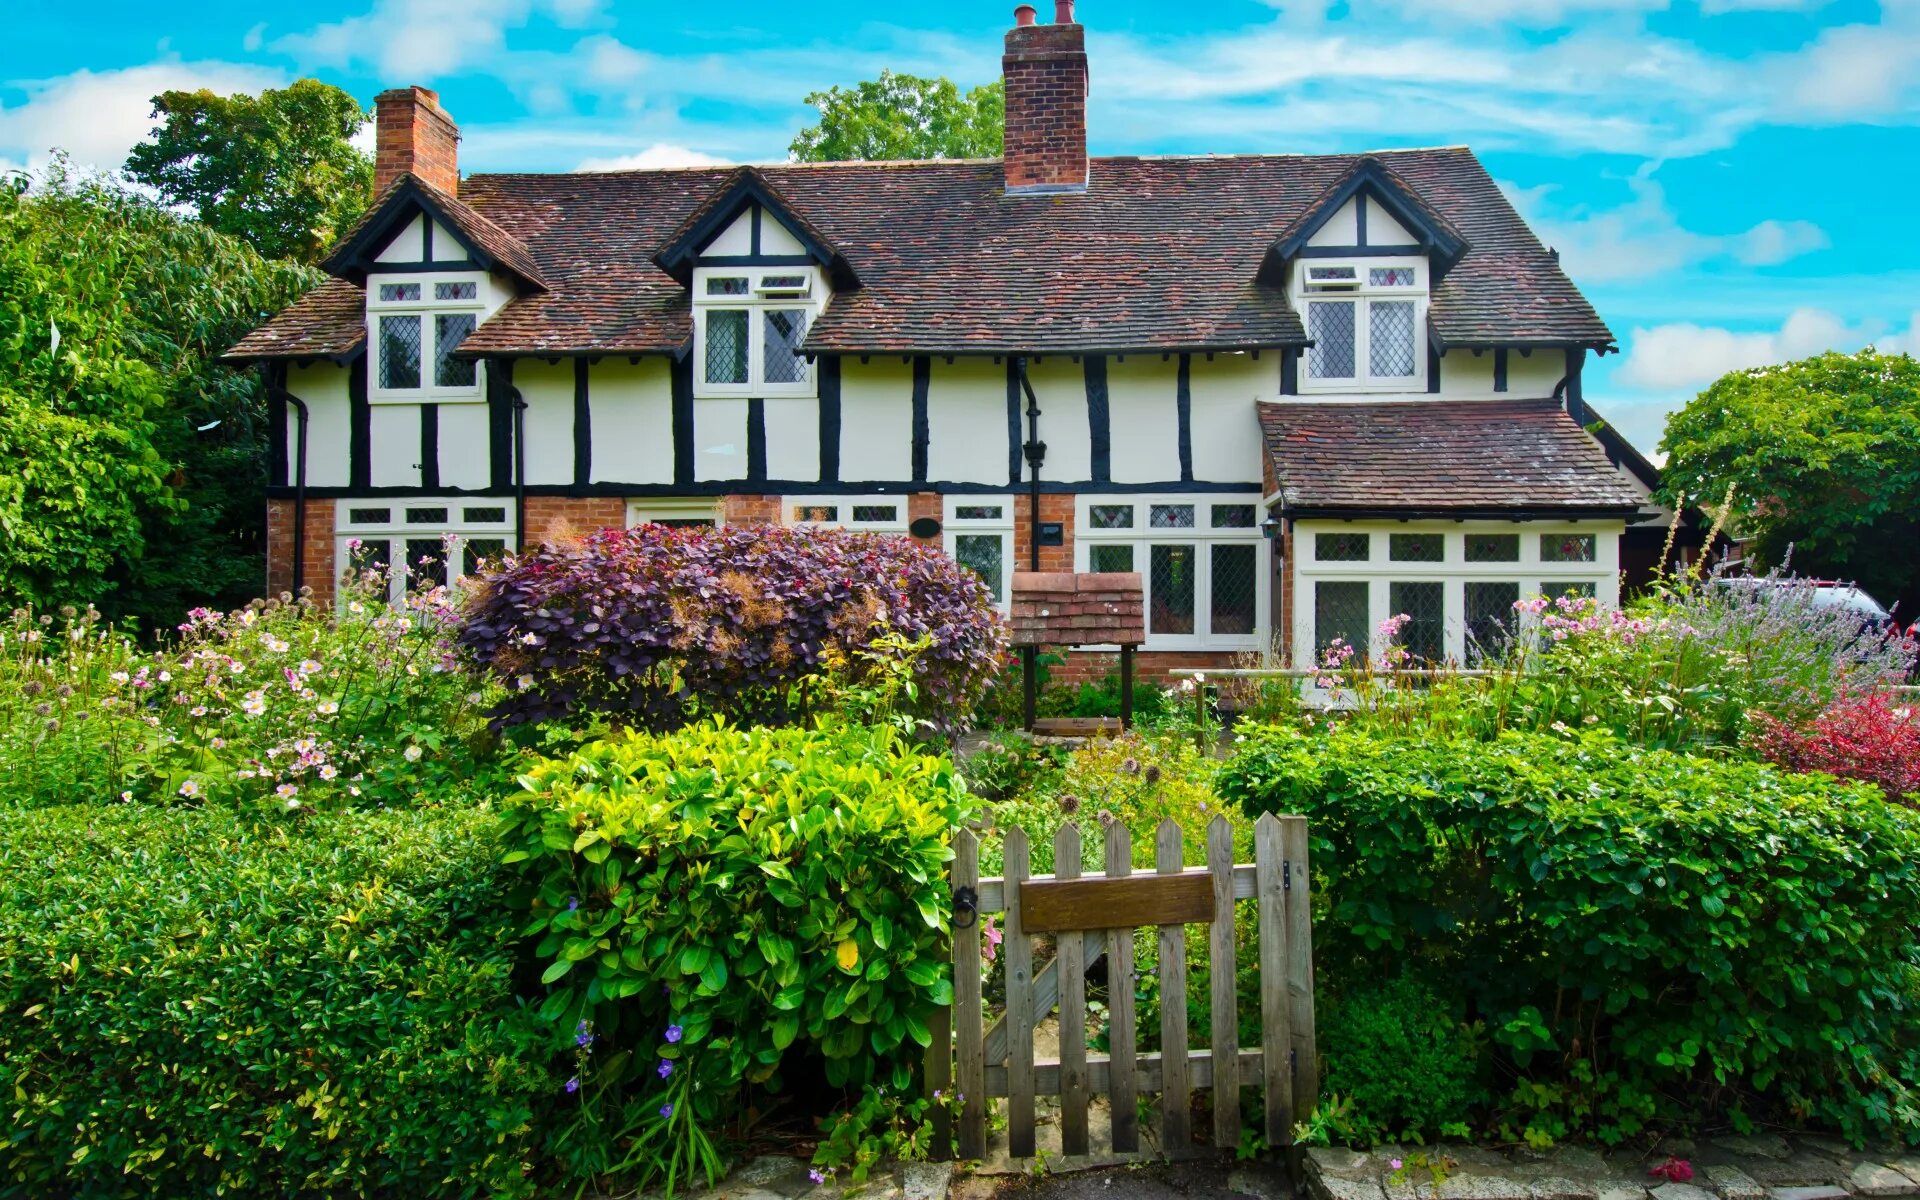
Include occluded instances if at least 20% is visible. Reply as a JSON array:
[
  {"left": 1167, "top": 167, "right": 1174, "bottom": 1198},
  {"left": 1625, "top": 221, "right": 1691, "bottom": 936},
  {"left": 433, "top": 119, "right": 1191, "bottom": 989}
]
[
  {"left": 0, "top": 803, "right": 552, "bottom": 1197},
  {"left": 504, "top": 721, "right": 967, "bottom": 1180},
  {"left": 458, "top": 524, "right": 1006, "bottom": 734},
  {"left": 1218, "top": 724, "right": 1920, "bottom": 1145}
]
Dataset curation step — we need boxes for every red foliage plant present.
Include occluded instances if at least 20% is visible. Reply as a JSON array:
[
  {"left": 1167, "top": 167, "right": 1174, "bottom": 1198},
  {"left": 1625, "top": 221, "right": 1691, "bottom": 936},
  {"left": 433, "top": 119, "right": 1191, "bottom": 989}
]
[{"left": 1750, "top": 691, "right": 1920, "bottom": 805}]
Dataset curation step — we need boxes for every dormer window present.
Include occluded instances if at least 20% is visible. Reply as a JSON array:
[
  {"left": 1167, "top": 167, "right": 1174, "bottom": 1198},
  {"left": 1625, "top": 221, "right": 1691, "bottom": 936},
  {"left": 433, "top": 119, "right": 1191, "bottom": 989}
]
[
  {"left": 1296, "top": 256, "right": 1428, "bottom": 393},
  {"left": 368, "top": 273, "right": 487, "bottom": 403},
  {"left": 694, "top": 266, "right": 825, "bottom": 398}
]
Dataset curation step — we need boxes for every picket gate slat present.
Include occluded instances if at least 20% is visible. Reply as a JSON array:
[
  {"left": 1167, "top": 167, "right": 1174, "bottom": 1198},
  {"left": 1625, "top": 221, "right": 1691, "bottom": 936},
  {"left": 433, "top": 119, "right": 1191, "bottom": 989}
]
[
  {"left": 1206, "top": 814, "right": 1241, "bottom": 1149},
  {"left": 1004, "top": 828, "right": 1035, "bottom": 1159},
  {"left": 1104, "top": 822, "right": 1140, "bottom": 1154},
  {"left": 1054, "top": 824, "right": 1090, "bottom": 1156},
  {"left": 1254, "top": 812, "right": 1294, "bottom": 1150},
  {"left": 1281, "top": 816, "right": 1318, "bottom": 1114},
  {"left": 1155, "top": 820, "right": 1191, "bottom": 1152},
  {"left": 952, "top": 828, "right": 986, "bottom": 1160}
]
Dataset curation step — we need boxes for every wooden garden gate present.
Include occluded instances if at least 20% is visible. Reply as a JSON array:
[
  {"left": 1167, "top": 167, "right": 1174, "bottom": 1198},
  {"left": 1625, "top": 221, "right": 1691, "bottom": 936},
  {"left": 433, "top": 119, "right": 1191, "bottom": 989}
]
[{"left": 926, "top": 811, "right": 1316, "bottom": 1162}]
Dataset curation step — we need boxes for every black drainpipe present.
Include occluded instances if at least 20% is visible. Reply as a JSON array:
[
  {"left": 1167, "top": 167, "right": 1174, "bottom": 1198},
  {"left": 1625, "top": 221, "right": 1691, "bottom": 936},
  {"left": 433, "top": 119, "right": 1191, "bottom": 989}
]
[
  {"left": 511, "top": 388, "right": 529, "bottom": 552},
  {"left": 1017, "top": 357, "right": 1046, "bottom": 570},
  {"left": 263, "top": 366, "right": 310, "bottom": 596}
]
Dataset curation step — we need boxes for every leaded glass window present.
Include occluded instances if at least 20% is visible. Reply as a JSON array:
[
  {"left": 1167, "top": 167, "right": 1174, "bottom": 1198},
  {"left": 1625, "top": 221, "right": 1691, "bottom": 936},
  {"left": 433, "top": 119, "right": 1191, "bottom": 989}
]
[
  {"left": 762, "top": 308, "right": 809, "bottom": 384},
  {"left": 1389, "top": 581, "right": 1444, "bottom": 664},
  {"left": 1090, "top": 544, "right": 1134, "bottom": 573},
  {"left": 851, "top": 504, "right": 898, "bottom": 524},
  {"left": 1465, "top": 533, "right": 1520, "bottom": 563},
  {"left": 1307, "top": 300, "right": 1356, "bottom": 379},
  {"left": 706, "top": 276, "right": 749, "bottom": 295},
  {"left": 462, "top": 537, "right": 507, "bottom": 576},
  {"left": 955, "top": 505, "right": 1004, "bottom": 521},
  {"left": 434, "top": 281, "right": 478, "bottom": 301},
  {"left": 378, "top": 283, "right": 420, "bottom": 302},
  {"left": 1211, "top": 504, "right": 1257, "bottom": 529},
  {"left": 434, "top": 313, "right": 476, "bottom": 387},
  {"left": 1150, "top": 544, "right": 1197, "bottom": 635},
  {"left": 1369, "top": 267, "right": 1416, "bottom": 287},
  {"left": 349, "top": 507, "right": 392, "bottom": 524},
  {"left": 705, "top": 309, "right": 748, "bottom": 384},
  {"left": 369, "top": 275, "right": 486, "bottom": 399},
  {"left": 955, "top": 533, "right": 1005, "bottom": 603},
  {"left": 1465, "top": 581, "right": 1520, "bottom": 663},
  {"left": 1369, "top": 300, "right": 1417, "bottom": 378},
  {"left": 406, "top": 507, "right": 449, "bottom": 524},
  {"left": 1315, "top": 531, "right": 1370, "bottom": 562},
  {"left": 1540, "top": 533, "right": 1596, "bottom": 563},
  {"left": 1150, "top": 504, "right": 1195, "bottom": 529},
  {"left": 1211, "top": 544, "right": 1257, "bottom": 635},
  {"left": 1314, "top": 581, "right": 1369, "bottom": 658},
  {"left": 693, "top": 268, "right": 824, "bottom": 396},
  {"left": 1390, "top": 532, "right": 1444, "bottom": 562},
  {"left": 378, "top": 315, "right": 421, "bottom": 389},
  {"left": 1088, "top": 504, "right": 1134, "bottom": 530},
  {"left": 463, "top": 506, "right": 507, "bottom": 524}
]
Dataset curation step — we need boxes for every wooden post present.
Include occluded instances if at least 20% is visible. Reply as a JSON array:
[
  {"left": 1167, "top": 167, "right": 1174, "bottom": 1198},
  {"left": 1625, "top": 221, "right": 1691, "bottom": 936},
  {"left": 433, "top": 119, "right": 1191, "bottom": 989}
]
[
  {"left": 1004, "top": 828, "right": 1036, "bottom": 1160},
  {"left": 1022, "top": 646, "right": 1038, "bottom": 731},
  {"left": 953, "top": 829, "right": 987, "bottom": 1160},
  {"left": 1054, "top": 825, "right": 1090, "bottom": 1156},
  {"left": 1156, "top": 820, "right": 1191, "bottom": 1153},
  {"left": 1104, "top": 822, "right": 1139, "bottom": 1153},
  {"left": 1119, "top": 644, "right": 1135, "bottom": 729},
  {"left": 1281, "top": 816, "right": 1318, "bottom": 1122},
  {"left": 1254, "top": 813, "right": 1294, "bottom": 1151},
  {"left": 1206, "top": 814, "right": 1241, "bottom": 1149}
]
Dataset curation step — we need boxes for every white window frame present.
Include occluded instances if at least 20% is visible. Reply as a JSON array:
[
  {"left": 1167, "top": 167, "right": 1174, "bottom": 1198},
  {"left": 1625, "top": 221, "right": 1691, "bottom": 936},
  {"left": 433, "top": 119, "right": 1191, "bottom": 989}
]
[
  {"left": 1289, "top": 519, "right": 1622, "bottom": 671},
  {"left": 693, "top": 265, "right": 827, "bottom": 400},
  {"left": 367, "top": 272, "right": 488, "bottom": 405},
  {"left": 1294, "top": 256, "right": 1427, "bottom": 393},
  {"left": 335, "top": 498, "right": 516, "bottom": 606},
  {"left": 785, "top": 495, "right": 909, "bottom": 533},
  {"left": 1074, "top": 494, "right": 1268, "bottom": 651},
  {"left": 944, "top": 496, "right": 1015, "bottom": 614},
  {"left": 626, "top": 498, "right": 724, "bottom": 529}
]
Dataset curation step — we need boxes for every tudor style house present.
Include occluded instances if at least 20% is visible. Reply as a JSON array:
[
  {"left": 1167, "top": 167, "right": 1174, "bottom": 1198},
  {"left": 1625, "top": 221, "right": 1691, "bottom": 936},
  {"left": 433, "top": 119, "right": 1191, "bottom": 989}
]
[{"left": 227, "top": 0, "right": 1673, "bottom": 678}]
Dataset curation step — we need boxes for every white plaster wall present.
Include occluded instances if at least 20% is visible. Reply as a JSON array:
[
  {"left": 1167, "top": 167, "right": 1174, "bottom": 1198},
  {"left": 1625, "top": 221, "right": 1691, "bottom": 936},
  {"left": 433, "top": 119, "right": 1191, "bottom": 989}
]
[
  {"left": 706, "top": 208, "right": 754, "bottom": 256},
  {"left": 760, "top": 213, "right": 807, "bottom": 256},
  {"left": 588, "top": 359, "right": 675, "bottom": 485},
  {"left": 1030, "top": 357, "right": 1090, "bottom": 483},
  {"left": 429, "top": 219, "right": 462, "bottom": 262},
  {"left": 695, "top": 398, "right": 750, "bottom": 482},
  {"left": 1511, "top": 350, "right": 1567, "bottom": 396},
  {"left": 438, "top": 403, "right": 491, "bottom": 490},
  {"left": 926, "top": 358, "right": 1011, "bottom": 485},
  {"left": 374, "top": 214, "right": 424, "bottom": 262},
  {"left": 1106, "top": 357, "right": 1181, "bottom": 484},
  {"left": 1307, "top": 199, "right": 1358, "bottom": 247},
  {"left": 514, "top": 359, "right": 576, "bottom": 486},
  {"left": 1438, "top": 349, "right": 1496, "bottom": 396},
  {"left": 1367, "top": 203, "right": 1416, "bottom": 246},
  {"left": 839, "top": 358, "right": 913, "bottom": 481},
  {"left": 1188, "top": 354, "right": 1268, "bottom": 483},
  {"left": 764, "top": 396, "right": 820, "bottom": 480},
  {"left": 284, "top": 363, "right": 352, "bottom": 487},
  {"left": 369, "top": 404, "right": 421, "bottom": 487}
]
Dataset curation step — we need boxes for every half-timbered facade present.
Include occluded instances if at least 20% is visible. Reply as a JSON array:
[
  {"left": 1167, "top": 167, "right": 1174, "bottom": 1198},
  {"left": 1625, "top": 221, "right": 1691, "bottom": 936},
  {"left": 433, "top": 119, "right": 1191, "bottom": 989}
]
[{"left": 228, "top": 0, "right": 1663, "bottom": 677}]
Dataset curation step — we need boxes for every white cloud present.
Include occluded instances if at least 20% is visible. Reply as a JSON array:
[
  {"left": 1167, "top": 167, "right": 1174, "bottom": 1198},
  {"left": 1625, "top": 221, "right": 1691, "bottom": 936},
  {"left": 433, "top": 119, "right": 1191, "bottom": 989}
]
[
  {"left": 0, "top": 59, "right": 285, "bottom": 172},
  {"left": 1768, "top": 19, "right": 1920, "bottom": 119},
  {"left": 1615, "top": 307, "right": 1871, "bottom": 390},
  {"left": 576, "top": 143, "right": 730, "bottom": 171},
  {"left": 1378, "top": 0, "right": 1666, "bottom": 25},
  {"left": 272, "top": 0, "right": 602, "bottom": 80},
  {"left": 242, "top": 22, "right": 267, "bottom": 53}
]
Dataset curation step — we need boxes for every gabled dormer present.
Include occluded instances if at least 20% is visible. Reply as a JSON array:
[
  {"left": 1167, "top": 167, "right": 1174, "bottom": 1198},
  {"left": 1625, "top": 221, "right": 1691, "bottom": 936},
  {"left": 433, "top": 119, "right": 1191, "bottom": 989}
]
[
  {"left": 655, "top": 168, "right": 858, "bottom": 399},
  {"left": 1261, "top": 157, "right": 1468, "bottom": 394}
]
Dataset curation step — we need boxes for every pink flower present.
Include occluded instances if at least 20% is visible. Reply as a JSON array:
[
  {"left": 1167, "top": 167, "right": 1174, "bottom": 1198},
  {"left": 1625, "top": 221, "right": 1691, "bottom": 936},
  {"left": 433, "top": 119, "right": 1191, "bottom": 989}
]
[{"left": 981, "top": 913, "right": 1003, "bottom": 963}]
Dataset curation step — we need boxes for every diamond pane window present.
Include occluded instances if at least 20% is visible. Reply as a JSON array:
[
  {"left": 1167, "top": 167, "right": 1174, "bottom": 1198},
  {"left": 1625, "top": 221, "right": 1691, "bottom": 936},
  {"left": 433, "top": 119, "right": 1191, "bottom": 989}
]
[
  {"left": 763, "top": 309, "right": 809, "bottom": 384},
  {"left": 1211, "top": 544, "right": 1257, "bottom": 635},
  {"left": 1540, "top": 533, "right": 1597, "bottom": 563},
  {"left": 1314, "top": 581, "right": 1370, "bottom": 658},
  {"left": 1465, "top": 533, "right": 1520, "bottom": 563},
  {"left": 1308, "top": 300, "right": 1356, "bottom": 379},
  {"left": 851, "top": 505, "right": 898, "bottom": 524},
  {"left": 435, "top": 313, "right": 477, "bottom": 387},
  {"left": 378, "top": 315, "right": 421, "bottom": 389},
  {"left": 1089, "top": 504, "right": 1134, "bottom": 530},
  {"left": 434, "top": 281, "right": 478, "bottom": 301},
  {"left": 955, "top": 533, "right": 1005, "bottom": 602},
  {"left": 1315, "top": 531, "right": 1370, "bottom": 562},
  {"left": 378, "top": 283, "right": 420, "bottom": 302},
  {"left": 463, "top": 506, "right": 507, "bottom": 524},
  {"left": 462, "top": 537, "right": 508, "bottom": 576},
  {"left": 406, "top": 508, "right": 449, "bottom": 524},
  {"left": 1553, "top": 581, "right": 1598, "bottom": 601},
  {"left": 1465, "top": 581, "right": 1520, "bottom": 663},
  {"left": 349, "top": 538, "right": 391, "bottom": 576},
  {"left": 706, "top": 276, "right": 749, "bottom": 295},
  {"left": 955, "top": 505, "right": 1003, "bottom": 521},
  {"left": 704, "top": 310, "right": 748, "bottom": 384},
  {"left": 1150, "top": 504, "right": 1195, "bottom": 529},
  {"left": 1389, "top": 581, "right": 1445, "bottom": 664},
  {"left": 792, "top": 504, "right": 838, "bottom": 522},
  {"left": 1369, "top": 267, "right": 1416, "bottom": 287},
  {"left": 348, "top": 507, "right": 392, "bottom": 524},
  {"left": 1369, "top": 300, "right": 1417, "bottom": 378},
  {"left": 406, "top": 537, "right": 447, "bottom": 589},
  {"left": 1211, "top": 504, "right": 1257, "bottom": 529},
  {"left": 1150, "top": 544, "right": 1197, "bottom": 635},
  {"left": 1090, "top": 545, "right": 1134, "bottom": 573},
  {"left": 1390, "top": 532, "right": 1444, "bottom": 562},
  {"left": 760, "top": 274, "right": 809, "bottom": 293}
]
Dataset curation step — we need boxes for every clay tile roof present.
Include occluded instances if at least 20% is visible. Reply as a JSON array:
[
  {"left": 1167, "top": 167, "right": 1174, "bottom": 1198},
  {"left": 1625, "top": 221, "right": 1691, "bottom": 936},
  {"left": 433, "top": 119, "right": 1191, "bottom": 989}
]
[
  {"left": 1258, "top": 398, "right": 1644, "bottom": 514},
  {"left": 223, "top": 278, "right": 367, "bottom": 361},
  {"left": 323, "top": 173, "right": 548, "bottom": 290},
  {"left": 1268, "top": 155, "right": 1467, "bottom": 262},
  {"left": 233, "top": 147, "right": 1613, "bottom": 361},
  {"left": 1009, "top": 571, "right": 1146, "bottom": 647}
]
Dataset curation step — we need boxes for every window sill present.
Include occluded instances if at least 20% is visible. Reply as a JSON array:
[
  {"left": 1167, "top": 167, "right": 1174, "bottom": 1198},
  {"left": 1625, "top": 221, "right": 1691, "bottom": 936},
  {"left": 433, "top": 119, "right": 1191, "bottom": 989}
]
[{"left": 369, "top": 392, "right": 488, "bottom": 405}]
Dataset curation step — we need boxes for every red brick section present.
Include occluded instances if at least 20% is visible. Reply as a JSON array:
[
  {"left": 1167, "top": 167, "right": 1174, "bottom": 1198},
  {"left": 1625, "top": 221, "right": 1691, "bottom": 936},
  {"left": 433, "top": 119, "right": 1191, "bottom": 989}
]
[
  {"left": 723, "top": 494, "right": 782, "bottom": 526},
  {"left": 265, "top": 498, "right": 338, "bottom": 609},
  {"left": 374, "top": 86, "right": 459, "bottom": 197},
  {"left": 1012, "top": 493, "right": 1074, "bottom": 572},
  {"left": 1010, "top": 572, "right": 1144, "bottom": 647},
  {"left": 1001, "top": 13, "right": 1089, "bottom": 193},
  {"left": 523, "top": 497, "right": 624, "bottom": 549},
  {"left": 1051, "top": 649, "right": 1242, "bottom": 686},
  {"left": 908, "top": 492, "right": 941, "bottom": 544}
]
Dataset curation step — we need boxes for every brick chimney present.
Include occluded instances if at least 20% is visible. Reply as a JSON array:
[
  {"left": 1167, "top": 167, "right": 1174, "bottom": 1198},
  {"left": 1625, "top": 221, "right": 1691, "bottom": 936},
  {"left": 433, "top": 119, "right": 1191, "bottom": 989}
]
[
  {"left": 373, "top": 86, "right": 459, "bottom": 196},
  {"left": 1002, "top": 0, "right": 1089, "bottom": 194}
]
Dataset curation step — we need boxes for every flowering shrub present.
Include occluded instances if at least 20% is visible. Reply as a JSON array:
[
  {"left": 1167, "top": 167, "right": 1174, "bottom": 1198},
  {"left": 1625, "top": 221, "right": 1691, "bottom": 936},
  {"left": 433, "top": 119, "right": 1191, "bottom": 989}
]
[
  {"left": 1220, "top": 723, "right": 1920, "bottom": 1145},
  {"left": 1751, "top": 691, "right": 1920, "bottom": 804},
  {"left": 503, "top": 721, "right": 969, "bottom": 1192},
  {"left": 457, "top": 524, "right": 1005, "bottom": 734},
  {"left": 0, "top": 577, "right": 506, "bottom": 811}
]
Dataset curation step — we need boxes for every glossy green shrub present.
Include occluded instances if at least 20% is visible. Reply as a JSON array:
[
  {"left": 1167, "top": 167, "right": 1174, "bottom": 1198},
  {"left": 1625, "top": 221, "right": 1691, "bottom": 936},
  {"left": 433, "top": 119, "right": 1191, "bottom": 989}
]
[
  {"left": 1219, "top": 724, "right": 1920, "bottom": 1144},
  {"left": 504, "top": 721, "right": 968, "bottom": 1175},
  {"left": 0, "top": 803, "right": 552, "bottom": 1197},
  {"left": 1320, "top": 973, "right": 1480, "bottom": 1145}
]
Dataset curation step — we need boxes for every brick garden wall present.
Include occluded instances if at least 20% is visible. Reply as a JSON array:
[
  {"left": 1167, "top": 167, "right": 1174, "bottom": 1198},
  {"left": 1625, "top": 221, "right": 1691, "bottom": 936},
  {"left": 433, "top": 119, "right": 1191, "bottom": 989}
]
[{"left": 265, "top": 498, "right": 337, "bottom": 609}]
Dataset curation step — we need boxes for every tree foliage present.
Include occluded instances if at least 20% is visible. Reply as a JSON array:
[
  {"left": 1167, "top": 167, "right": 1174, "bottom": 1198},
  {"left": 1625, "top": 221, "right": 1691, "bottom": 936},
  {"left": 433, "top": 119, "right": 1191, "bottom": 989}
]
[
  {"left": 1659, "top": 349, "right": 1920, "bottom": 614},
  {"left": 0, "top": 159, "right": 320, "bottom": 626},
  {"left": 789, "top": 71, "right": 1004, "bottom": 162},
  {"left": 124, "top": 78, "right": 373, "bottom": 263}
]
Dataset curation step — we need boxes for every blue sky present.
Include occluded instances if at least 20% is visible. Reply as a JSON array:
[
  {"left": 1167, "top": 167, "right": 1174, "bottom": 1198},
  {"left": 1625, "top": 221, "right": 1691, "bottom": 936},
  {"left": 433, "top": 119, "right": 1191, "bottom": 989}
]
[{"left": 5, "top": 0, "right": 1918, "bottom": 453}]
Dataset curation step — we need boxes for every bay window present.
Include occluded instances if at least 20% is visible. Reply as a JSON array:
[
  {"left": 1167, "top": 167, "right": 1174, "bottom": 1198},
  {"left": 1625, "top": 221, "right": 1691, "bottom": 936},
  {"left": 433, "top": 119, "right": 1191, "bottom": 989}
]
[
  {"left": 694, "top": 267, "right": 824, "bottom": 398},
  {"left": 368, "top": 275, "right": 486, "bottom": 403},
  {"left": 1296, "top": 258, "right": 1426, "bottom": 392},
  {"left": 1076, "top": 495, "right": 1267, "bottom": 649}
]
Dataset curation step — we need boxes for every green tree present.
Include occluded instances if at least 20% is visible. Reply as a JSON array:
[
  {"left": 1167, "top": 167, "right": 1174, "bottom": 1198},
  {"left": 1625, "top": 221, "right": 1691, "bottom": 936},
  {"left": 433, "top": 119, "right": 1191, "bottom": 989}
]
[
  {"left": 790, "top": 71, "right": 1004, "bottom": 162},
  {"left": 0, "top": 157, "right": 321, "bottom": 626},
  {"left": 1659, "top": 349, "right": 1920, "bottom": 614},
  {"left": 124, "top": 78, "right": 372, "bottom": 263}
]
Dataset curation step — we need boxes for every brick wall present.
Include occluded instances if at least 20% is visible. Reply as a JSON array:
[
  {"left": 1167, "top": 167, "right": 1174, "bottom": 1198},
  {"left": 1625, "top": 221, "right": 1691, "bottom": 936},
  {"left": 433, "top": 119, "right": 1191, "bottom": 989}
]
[
  {"left": 908, "top": 491, "right": 941, "bottom": 545},
  {"left": 723, "top": 494, "right": 781, "bottom": 526},
  {"left": 265, "top": 498, "right": 338, "bottom": 609},
  {"left": 1011, "top": 492, "right": 1075, "bottom": 571},
  {"left": 523, "top": 496, "right": 624, "bottom": 549},
  {"left": 1001, "top": 15, "right": 1088, "bottom": 192},
  {"left": 374, "top": 86, "right": 460, "bottom": 196}
]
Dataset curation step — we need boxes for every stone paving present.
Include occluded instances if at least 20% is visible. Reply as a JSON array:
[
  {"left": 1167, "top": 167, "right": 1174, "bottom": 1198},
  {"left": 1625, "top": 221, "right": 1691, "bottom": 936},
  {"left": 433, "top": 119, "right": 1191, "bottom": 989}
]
[{"left": 1306, "top": 1137, "right": 1920, "bottom": 1200}]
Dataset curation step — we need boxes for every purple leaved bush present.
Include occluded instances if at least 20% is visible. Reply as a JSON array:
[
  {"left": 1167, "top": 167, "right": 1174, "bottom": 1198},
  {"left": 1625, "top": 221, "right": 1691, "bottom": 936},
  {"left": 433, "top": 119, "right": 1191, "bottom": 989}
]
[{"left": 457, "top": 523, "right": 1006, "bottom": 733}]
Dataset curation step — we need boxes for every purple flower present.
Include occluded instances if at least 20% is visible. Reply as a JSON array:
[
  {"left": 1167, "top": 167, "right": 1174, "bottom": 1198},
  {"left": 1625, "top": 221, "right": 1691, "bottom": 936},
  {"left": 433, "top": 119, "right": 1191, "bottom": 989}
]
[
  {"left": 567, "top": 896, "right": 578, "bottom": 912},
  {"left": 665, "top": 1024, "right": 684, "bottom": 1043},
  {"left": 657, "top": 1058, "right": 674, "bottom": 1079},
  {"left": 809, "top": 1169, "right": 828, "bottom": 1184},
  {"left": 575, "top": 1020, "right": 594, "bottom": 1048},
  {"left": 565, "top": 1076, "right": 580, "bottom": 1094},
  {"left": 659, "top": 1103, "right": 674, "bottom": 1119}
]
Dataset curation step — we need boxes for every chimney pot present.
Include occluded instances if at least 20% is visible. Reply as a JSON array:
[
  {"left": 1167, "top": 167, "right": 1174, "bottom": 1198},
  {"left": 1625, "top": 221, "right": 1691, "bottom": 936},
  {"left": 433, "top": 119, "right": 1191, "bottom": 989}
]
[
  {"left": 1054, "top": 0, "right": 1075, "bottom": 22},
  {"left": 1001, "top": 4, "right": 1089, "bottom": 193},
  {"left": 1014, "top": 4, "right": 1037, "bottom": 24}
]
